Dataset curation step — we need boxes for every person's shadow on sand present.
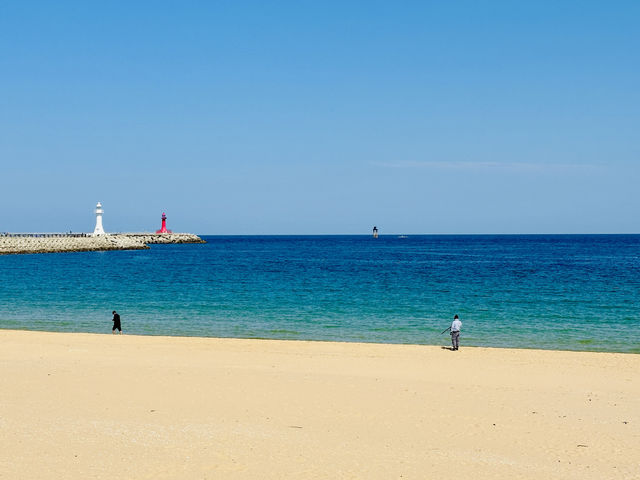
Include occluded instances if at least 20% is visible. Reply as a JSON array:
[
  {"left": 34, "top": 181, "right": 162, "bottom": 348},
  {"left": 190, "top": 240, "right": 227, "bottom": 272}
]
[{"left": 441, "top": 346, "right": 456, "bottom": 351}]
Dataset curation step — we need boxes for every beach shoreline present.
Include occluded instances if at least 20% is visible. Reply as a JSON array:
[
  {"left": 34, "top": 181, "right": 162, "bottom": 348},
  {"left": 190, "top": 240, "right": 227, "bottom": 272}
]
[
  {"left": 0, "top": 329, "right": 637, "bottom": 479},
  {"left": 2, "top": 326, "right": 639, "bottom": 355}
]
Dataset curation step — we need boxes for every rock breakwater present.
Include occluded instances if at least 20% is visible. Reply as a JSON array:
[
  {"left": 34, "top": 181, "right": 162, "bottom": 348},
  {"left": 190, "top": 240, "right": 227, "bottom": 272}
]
[
  {"left": 0, "top": 233, "right": 205, "bottom": 255},
  {"left": 117, "top": 233, "right": 205, "bottom": 245}
]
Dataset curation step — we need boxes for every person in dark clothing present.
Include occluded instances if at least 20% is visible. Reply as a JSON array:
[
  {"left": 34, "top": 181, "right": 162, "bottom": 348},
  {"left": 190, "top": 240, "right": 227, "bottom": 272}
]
[{"left": 112, "top": 310, "right": 122, "bottom": 334}]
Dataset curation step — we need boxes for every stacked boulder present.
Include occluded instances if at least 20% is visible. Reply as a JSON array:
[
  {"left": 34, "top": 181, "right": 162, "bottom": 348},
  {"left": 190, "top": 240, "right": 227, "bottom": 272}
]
[{"left": 0, "top": 233, "right": 204, "bottom": 255}]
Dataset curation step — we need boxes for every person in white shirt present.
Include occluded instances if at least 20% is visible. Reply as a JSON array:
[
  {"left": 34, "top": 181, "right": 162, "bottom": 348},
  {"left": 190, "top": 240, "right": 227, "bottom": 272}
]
[{"left": 450, "top": 315, "right": 462, "bottom": 350}]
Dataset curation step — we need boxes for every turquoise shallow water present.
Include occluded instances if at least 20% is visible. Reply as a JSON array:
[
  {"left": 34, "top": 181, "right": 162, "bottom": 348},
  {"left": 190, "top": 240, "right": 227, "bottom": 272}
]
[{"left": 1, "top": 235, "right": 639, "bottom": 353}]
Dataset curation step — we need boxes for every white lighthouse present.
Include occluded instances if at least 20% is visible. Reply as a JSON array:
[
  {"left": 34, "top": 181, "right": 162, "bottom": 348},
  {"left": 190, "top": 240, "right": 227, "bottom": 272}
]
[{"left": 93, "top": 202, "right": 105, "bottom": 236}]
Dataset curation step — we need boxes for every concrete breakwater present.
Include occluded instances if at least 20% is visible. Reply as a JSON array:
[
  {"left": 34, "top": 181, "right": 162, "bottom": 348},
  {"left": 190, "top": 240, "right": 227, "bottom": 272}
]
[
  {"left": 117, "top": 233, "right": 205, "bottom": 245},
  {"left": 0, "top": 233, "right": 205, "bottom": 255}
]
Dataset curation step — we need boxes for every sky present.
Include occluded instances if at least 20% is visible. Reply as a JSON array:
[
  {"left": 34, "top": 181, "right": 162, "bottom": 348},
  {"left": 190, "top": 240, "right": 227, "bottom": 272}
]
[{"left": 1, "top": 1, "right": 638, "bottom": 234}]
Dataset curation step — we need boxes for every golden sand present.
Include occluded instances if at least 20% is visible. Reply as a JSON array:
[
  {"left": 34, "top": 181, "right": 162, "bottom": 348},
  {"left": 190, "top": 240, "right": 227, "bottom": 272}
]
[{"left": 0, "top": 330, "right": 637, "bottom": 479}]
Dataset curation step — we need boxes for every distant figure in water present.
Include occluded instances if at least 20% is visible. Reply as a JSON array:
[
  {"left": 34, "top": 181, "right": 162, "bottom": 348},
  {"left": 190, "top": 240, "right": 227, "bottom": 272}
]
[
  {"left": 112, "top": 310, "right": 122, "bottom": 334},
  {"left": 450, "top": 314, "right": 461, "bottom": 350}
]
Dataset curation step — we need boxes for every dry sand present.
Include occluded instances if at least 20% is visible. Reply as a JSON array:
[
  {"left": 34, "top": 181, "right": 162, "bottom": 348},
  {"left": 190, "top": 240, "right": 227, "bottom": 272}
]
[{"left": 0, "top": 330, "right": 638, "bottom": 479}]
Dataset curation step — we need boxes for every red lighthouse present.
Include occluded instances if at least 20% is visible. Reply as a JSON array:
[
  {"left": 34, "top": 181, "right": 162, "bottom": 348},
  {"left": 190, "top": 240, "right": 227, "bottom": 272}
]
[{"left": 156, "top": 212, "right": 172, "bottom": 234}]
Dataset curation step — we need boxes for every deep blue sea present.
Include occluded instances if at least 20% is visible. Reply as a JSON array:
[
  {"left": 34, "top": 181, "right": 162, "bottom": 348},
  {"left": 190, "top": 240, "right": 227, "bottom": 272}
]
[{"left": 1, "top": 235, "right": 639, "bottom": 353}]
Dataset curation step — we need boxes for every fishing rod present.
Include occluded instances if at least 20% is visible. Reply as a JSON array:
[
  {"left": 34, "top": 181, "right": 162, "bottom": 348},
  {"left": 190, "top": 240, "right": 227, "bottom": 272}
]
[{"left": 440, "top": 326, "right": 451, "bottom": 334}]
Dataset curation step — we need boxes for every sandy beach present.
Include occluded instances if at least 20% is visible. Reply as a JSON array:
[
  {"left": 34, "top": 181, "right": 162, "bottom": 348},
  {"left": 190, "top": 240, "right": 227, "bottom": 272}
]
[{"left": 0, "top": 330, "right": 637, "bottom": 479}]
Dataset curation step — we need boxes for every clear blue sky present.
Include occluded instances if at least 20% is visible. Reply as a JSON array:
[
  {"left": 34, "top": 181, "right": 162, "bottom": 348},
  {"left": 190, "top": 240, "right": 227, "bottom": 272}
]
[{"left": 1, "top": 1, "right": 638, "bottom": 234}]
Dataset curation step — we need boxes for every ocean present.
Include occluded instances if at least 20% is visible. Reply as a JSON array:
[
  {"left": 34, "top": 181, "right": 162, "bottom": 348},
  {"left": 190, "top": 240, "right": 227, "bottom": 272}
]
[{"left": 1, "top": 235, "right": 639, "bottom": 353}]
